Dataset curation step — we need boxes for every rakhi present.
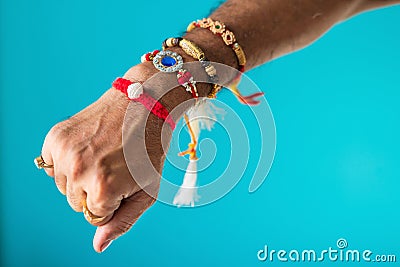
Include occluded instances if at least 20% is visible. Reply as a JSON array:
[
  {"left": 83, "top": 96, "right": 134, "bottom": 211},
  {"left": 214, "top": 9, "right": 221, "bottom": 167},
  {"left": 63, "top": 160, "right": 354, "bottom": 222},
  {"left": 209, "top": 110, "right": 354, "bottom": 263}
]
[
  {"left": 141, "top": 50, "right": 199, "bottom": 98},
  {"left": 162, "top": 37, "right": 222, "bottom": 98},
  {"left": 112, "top": 77, "right": 176, "bottom": 130},
  {"left": 173, "top": 20, "right": 265, "bottom": 206},
  {"left": 187, "top": 18, "right": 264, "bottom": 105},
  {"left": 141, "top": 40, "right": 224, "bottom": 207},
  {"left": 162, "top": 37, "right": 219, "bottom": 82},
  {"left": 187, "top": 18, "right": 246, "bottom": 72},
  {"left": 136, "top": 19, "right": 265, "bottom": 207}
]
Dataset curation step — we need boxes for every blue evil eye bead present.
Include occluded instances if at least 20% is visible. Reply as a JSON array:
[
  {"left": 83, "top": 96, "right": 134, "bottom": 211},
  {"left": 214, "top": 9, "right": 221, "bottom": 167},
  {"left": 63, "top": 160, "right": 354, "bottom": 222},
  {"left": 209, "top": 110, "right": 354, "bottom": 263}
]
[
  {"left": 153, "top": 50, "right": 183, "bottom": 73},
  {"left": 161, "top": 56, "right": 176, "bottom": 67}
]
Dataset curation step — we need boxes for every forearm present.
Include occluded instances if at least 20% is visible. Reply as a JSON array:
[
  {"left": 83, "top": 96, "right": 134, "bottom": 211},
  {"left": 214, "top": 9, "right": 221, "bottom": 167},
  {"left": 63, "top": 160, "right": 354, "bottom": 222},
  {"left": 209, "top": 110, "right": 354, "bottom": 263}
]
[
  {"left": 120, "top": 0, "right": 400, "bottom": 119},
  {"left": 185, "top": 0, "right": 400, "bottom": 70}
]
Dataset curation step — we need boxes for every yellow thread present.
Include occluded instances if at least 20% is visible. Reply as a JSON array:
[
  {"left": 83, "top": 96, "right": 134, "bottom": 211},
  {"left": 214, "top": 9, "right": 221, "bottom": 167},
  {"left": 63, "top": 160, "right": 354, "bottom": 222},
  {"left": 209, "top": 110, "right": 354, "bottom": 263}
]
[{"left": 178, "top": 114, "right": 198, "bottom": 160}]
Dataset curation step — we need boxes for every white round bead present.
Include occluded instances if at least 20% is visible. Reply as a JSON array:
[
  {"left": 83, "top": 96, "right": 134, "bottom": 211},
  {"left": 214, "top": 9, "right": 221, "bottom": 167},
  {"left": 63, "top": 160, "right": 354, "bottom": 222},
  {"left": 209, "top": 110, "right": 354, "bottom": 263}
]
[{"left": 127, "top": 83, "right": 143, "bottom": 99}]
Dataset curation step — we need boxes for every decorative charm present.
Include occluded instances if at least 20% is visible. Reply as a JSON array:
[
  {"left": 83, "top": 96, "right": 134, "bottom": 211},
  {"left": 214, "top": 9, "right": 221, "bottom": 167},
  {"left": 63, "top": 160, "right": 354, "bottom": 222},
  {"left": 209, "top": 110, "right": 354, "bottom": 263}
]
[
  {"left": 142, "top": 48, "right": 198, "bottom": 98},
  {"left": 177, "top": 69, "right": 198, "bottom": 97},
  {"left": 162, "top": 37, "right": 219, "bottom": 90},
  {"left": 198, "top": 17, "right": 213, "bottom": 28},
  {"left": 112, "top": 77, "right": 176, "bottom": 130},
  {"left": 210, "top": 20, "right": 226, "bottom": 34},
  {"left": 222, "top": 30, "right": 236, "bottom": 45},
  {"left": 152, "top": 50, "right": 183, "bottom": 73},
  {"left": 179, "top": 38, "right": 205, "bottom": 60},
  {"left": 177, "top": 69, "right": 194, "bottom": 87},
  {"left": 127, "top": 82, "right": 143, "bottom": 99},
  {"left": 204, "top": 64, "right": 217, "bottom": 77}
]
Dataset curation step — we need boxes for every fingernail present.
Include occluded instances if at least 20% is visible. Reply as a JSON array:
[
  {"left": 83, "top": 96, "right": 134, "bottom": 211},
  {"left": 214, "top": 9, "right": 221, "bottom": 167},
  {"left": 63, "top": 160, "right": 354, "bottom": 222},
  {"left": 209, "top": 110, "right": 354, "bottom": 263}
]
[{"left": 100, "top": 240, "right": 113, "bottom": 253}]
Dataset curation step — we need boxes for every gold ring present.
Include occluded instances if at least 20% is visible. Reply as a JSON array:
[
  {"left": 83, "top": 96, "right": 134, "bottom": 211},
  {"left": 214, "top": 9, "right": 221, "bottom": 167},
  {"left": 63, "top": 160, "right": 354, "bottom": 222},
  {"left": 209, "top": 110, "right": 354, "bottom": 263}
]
[
  {"left": 34, "top": 155, "right": 54, "bottom": 169},
  {"left": 82, "top": 200, "right": 107, "bottom": 224}
]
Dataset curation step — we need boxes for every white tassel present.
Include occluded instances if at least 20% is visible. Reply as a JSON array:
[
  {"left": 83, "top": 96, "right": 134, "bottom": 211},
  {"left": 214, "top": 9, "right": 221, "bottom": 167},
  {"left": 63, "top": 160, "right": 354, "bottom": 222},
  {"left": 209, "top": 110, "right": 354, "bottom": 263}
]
[
  {"left": 173, "top": 99, "right": 225, "bottom": 207},
  {"left": 173, "top": 159, "right": 199, "bottom": 207},
  {"left": 188, "top": 99, "right": 225, "bottom": 131}
]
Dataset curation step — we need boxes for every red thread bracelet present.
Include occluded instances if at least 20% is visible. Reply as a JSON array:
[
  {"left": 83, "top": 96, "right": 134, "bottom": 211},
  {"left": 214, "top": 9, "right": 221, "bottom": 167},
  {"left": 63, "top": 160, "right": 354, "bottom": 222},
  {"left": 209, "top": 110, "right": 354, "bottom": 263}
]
[{"left": 112, "top": 77, "right": 176, "bottom": 130}]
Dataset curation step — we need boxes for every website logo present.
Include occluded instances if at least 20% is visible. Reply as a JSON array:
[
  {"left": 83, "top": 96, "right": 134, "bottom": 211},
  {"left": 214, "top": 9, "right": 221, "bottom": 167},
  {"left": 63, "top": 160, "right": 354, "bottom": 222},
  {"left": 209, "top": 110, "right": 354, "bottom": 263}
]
[{"left": 257, "top": 238, "right": 396, "bottom": 263}]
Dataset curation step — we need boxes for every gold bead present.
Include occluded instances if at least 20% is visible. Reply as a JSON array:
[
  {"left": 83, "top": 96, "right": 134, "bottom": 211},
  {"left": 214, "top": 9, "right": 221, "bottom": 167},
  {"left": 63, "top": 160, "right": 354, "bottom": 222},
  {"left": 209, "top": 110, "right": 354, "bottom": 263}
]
[
  {"left": 166, "top": 38, "right": 175, "bottom": 47},
  {"left": 187, "top": 22, "right": 196, "bottom": 32},
  {"left": 179, "top": 39, "right": 204, "bottom": 60},
  {"left": 232, "top": 43, "right": 247, "bottom": 66},
  {"left": 205, "top": 65, "right": 217, "bottom": 76}
]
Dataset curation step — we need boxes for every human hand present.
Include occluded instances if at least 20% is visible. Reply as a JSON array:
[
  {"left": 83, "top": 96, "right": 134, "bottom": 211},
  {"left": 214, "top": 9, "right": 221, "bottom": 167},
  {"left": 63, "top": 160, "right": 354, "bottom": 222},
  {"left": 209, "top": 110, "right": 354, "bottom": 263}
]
[{"left": 40, "top": 63, "right": 172, "bottom": 253}]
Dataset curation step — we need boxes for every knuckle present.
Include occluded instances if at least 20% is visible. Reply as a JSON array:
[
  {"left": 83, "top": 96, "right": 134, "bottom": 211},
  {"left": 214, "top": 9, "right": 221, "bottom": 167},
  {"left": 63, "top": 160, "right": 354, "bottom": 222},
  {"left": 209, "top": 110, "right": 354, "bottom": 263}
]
[
  {"left": 88, "top": 174, "right": 117, "bottom": 215},
  {"left": 69, "top": 154, "right": 85, "bottom": 179},
  {"left": 47, "top": 120, "right": 75, "bottom": 146},
  {"left": 47, "top": 124, "right": 60, "bottom": 139},
  {"left": 43, "top": 122, "right": 70, "bottom": 157},
  {"left": 66, "top": 184, "right": 84, "bottom": 212},
  {"left": 96, "top": 155, "right": 109, "bottom": 170},
  {"left": 47, "top": 123, "right": 65, "bottom": 141},
  {"left": 93, "top": 168, "right": 116, "bottom": 197},
  {"left": 88, "top": 200, "right": 111, "bottom": 217},
  {"left": 67, "top": 194, "right": 82, "bottom": 212},
  {"left": 91, "top": 179, "right": 108, "bottom": 201}
]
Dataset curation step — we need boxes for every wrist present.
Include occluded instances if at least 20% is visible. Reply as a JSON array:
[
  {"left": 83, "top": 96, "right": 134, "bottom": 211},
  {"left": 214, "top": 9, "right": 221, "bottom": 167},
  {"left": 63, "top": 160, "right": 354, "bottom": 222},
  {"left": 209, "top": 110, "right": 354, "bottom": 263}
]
[
  {"left": 122, "top": 62, "right": 190, "bottom": 116},
  {"left": 110, "top": 28, "right": 238, "bottom": 124},
  {"left": 125, "top": 53, "right": 207, "bottom": 120},
  {"left": 184, "top": 27, "right": 239, "bottom": 71},
  {"left": 110, "top": 62, "right": 193, "bottom": 128}
]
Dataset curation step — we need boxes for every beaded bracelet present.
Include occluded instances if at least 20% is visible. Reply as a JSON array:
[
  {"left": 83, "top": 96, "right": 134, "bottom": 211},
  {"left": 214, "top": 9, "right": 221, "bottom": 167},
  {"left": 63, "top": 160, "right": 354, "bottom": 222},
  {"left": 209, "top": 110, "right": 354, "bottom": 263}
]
[
  {"left": 141, "top": 50, "right": 199, "bottom": 98},
  {"left": 140, "top": 49, "right": 160, "bottom": 63},
  {"left": 162, "top": 38, "right": 218, "bottom": 82},
  {"left": 187, "top": 18, "right": 265, "bottom": 105},
  {"left": 162, "top": 37, "right": 222, "bottom": 98},
  {"left": 187, "top": 18, "right": 246, "bottom": 73},
  {"left": 112, "top": 77, "right": 176, "bottom": 130}
]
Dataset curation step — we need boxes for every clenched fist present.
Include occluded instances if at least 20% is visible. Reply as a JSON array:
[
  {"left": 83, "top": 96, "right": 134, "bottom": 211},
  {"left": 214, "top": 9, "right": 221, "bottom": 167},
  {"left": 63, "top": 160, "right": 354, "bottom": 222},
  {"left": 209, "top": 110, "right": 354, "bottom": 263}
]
[{"left": 40, "top": 63, "right": 175, "bottom": 252}]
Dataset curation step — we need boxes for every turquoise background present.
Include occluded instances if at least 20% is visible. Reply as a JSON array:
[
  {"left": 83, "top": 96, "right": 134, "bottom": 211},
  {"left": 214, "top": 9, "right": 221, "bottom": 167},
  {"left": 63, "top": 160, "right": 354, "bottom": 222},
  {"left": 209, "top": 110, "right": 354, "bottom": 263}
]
[{"left": 1, "top": 0, "right": 399, "bottom": 266}]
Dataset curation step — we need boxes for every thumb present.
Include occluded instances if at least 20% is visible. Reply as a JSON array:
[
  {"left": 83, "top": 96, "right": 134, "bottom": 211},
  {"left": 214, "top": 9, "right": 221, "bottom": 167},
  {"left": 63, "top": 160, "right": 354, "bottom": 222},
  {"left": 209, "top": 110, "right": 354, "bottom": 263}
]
[{"left": 92, "top": 190, "right": 155, "bottom": 253}]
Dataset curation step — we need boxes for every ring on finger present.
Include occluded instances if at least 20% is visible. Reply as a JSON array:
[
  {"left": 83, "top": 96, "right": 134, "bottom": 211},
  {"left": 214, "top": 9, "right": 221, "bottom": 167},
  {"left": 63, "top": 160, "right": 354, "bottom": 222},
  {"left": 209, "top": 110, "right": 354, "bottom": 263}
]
[
  {"left": 34, "top": 155, "right": 54, "bottom": 169},
  {"left": 82, "top": 200, "right": 108, "bottom": 224}
]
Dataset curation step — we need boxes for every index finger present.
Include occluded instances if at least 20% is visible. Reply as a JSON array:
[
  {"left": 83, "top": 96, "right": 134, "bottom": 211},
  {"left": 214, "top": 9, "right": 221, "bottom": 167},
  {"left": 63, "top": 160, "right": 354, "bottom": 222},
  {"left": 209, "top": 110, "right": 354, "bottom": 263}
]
[{"left": 40, "top": 132, "right": 55, "bottom": 177}]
